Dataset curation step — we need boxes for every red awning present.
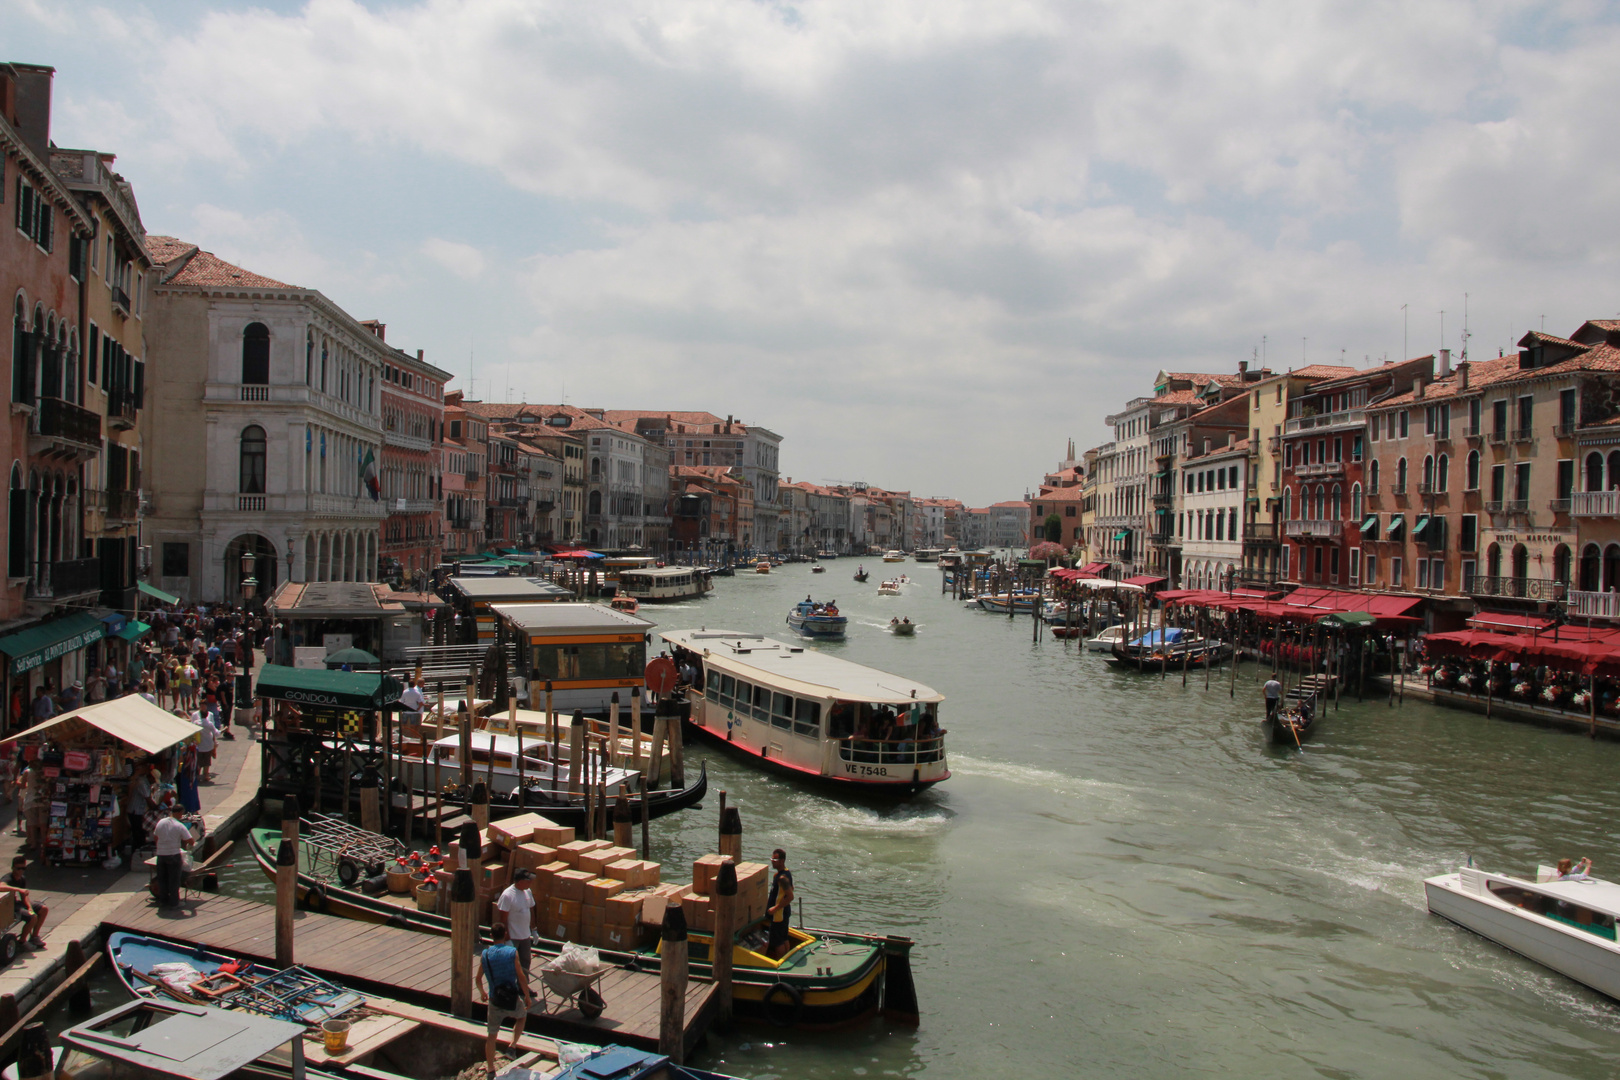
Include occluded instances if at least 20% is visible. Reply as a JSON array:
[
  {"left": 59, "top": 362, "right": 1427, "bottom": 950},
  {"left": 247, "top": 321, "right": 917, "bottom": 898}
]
[
  {"left": 1467, "top": 611, "right": 1556, "bottom": 633},
  {"left": 1050, "top": 567, "right": 1084, "bottom": 582},
  {"left": 549, "top": 549, "right": 602, "bottom": 559},
  {"left": 1123, "top": 575, "right": 1167, "bottom": 588},
  {"left": 1360, "top": 595, "right": 1424, "bottom": 619},
  {"left": 1078, "top": 562, "right": 1109, "bottom": 576},
  {"left": 1153, "top": 589, "right": 1203, "bottom": 604}
]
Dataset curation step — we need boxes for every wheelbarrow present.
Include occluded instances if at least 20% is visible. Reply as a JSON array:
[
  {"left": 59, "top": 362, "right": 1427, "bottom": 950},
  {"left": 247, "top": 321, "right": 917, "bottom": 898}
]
[{"left": 538, "top": 961, "right": 607, "bottom": 1020}]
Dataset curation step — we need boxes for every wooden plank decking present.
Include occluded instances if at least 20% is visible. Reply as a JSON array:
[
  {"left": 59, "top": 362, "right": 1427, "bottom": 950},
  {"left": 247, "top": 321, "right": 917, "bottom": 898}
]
[{"left": 101, "top": 893, "right": 716, "bottom": 1057}]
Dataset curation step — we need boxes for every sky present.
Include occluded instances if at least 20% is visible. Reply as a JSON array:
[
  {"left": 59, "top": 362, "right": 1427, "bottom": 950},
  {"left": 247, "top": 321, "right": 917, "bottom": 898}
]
[{"left": 7, "top": 0, "right": 1620, "bottom": 506}]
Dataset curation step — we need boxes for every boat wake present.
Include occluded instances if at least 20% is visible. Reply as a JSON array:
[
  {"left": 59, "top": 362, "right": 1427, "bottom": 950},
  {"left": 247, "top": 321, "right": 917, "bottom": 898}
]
[{"left": 948, "top": 753, "right": 1144, "bottom": 799}]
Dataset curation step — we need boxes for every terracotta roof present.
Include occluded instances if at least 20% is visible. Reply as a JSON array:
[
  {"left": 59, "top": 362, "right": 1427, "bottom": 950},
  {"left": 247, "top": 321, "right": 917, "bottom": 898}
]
[
  {"left": 1160, "top": 372, "right": 1242, "bottom": 387},
  {"left": 599, "top": 410, "right": 747, "bottom": 434},
  {"left": 989, "top": 500, "right": 1030, "bottom": 508},
  {"left": 1185, "top": 438, "right": 1251, "bottom": 461},
  {"left": 1369, "top": 355, "right": 1522, "bottom": 407},
  {"left": 147, "top": 235, "right": 297, "bottom": 290},
  {"left": 1288, "top": 364, "right": 1361, "bottom": 379},
  {"left": 1032, "top": 487, "right": 1087, "bottom": 502}
]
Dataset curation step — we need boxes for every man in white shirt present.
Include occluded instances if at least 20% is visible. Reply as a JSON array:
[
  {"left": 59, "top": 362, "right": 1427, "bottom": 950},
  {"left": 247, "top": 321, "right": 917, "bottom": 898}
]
[
  {"left": 193, "top": 712, "right": 220, "bottom": 783},
  {"left": 152, "top": 805, "right": 193, "bottom": 908},
  {"left": 400, "top": 678, "right": 426, "bottom": 725},
  {"left": 495, "top": 869, "right": 537, "bottom": 973}
]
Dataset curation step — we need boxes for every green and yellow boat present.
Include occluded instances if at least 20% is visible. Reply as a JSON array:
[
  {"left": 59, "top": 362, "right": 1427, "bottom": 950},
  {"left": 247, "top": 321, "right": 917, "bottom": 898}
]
[{"left": 246, "top": 824, "right": 916, "bottom": 1029}]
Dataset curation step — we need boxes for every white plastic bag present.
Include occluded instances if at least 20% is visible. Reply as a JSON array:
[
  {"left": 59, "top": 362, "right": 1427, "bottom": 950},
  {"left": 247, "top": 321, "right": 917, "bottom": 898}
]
[{"left": 553, "top": 942, "right": 603, "bottom": 975}]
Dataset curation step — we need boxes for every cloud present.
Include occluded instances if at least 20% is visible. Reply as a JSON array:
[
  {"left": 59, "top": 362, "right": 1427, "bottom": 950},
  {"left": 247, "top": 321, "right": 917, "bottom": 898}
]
[
  {"left": 421, "top": 238, "right": 486, "bottom": 280},
  {"left": 11, "top": 0, "right": 1620, "bottom": 501}
]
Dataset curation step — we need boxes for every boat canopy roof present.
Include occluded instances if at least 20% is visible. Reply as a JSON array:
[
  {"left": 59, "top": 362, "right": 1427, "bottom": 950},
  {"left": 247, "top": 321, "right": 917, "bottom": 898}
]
[
  {"left": 621, "top": 566, "right": 708, "bottom": 580},
  {"left": 493, "top": 601, "right": 656, "bottom": 635},
  {"left": 1130, "top": 627, "right": 1190, "bottom": 648},
  {"left": 662, "top": 629, "right": 944, "bottom": 705},
  {"left": 450, "top": 576, "right": 574, "bottom": 601}
]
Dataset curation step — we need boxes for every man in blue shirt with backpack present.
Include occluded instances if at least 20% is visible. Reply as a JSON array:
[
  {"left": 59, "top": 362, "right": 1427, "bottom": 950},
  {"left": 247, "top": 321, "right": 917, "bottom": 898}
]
[{"left": 475, "top": 923, "right": 532, "bottom": 1076}]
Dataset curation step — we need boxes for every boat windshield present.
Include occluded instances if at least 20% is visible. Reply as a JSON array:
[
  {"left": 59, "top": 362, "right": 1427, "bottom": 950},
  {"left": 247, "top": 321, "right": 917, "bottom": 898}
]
[{"left": 1486, "top": 880, "right": 1619, "bottom": 940}]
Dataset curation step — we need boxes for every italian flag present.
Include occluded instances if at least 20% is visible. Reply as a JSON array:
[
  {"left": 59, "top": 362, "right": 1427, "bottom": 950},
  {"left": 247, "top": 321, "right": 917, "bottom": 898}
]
[{"left": 360, "top": 447, "right": 380, "bottom": 501}]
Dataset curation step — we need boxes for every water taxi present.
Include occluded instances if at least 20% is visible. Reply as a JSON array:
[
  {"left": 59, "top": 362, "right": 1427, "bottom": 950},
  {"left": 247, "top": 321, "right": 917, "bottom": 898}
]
[
  {"left": 1426, "top": 865, "right": 1620, "bottom": 1000},
  {"left": 610, "top": 594, "right": 640, "bottom": 614},
  {"left": 877, "top": 579, "right": 903, "bottom": 596},
  {"left": 754, "top": 561, "right": 771, "bottom": 574},
  {"left": 882, "top": 550, "right": 906, "bottom": 562},
  {"left": 661, "top": 629, "right": 949, "bottom": 794},
  {"left": 785, "top": 598, "right": 848, "bottom": 638},
  {"left": 618, "top": 565, "right": 713, "bottom": 603},
  {"left": 810, "top": 564, "right": 825, "bottom": 573},
  {"left": 815, "top": 550, "right": 840, "bottom": 560}
]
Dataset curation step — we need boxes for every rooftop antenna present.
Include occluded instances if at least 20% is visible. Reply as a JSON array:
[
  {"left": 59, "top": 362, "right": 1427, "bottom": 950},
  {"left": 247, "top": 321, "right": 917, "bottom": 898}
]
[
  {"left": 1541, "top": 314, "right": 1546, "bottom": 331},
  {"left": 1439, "top": 310, "right": 1445, "bottom": 351},
  {"left": 1302, "top": 337, "right": 1307, "bottom": 364},
  {"left": 1461, "top": 293, "right": 1471, "bottom": 362},
  {"left": 1261, "top": 335, "right": 1267, "bottom": 367},
  {"left": 1402, "top": 303, "right": 1408, "bottom": 361}
]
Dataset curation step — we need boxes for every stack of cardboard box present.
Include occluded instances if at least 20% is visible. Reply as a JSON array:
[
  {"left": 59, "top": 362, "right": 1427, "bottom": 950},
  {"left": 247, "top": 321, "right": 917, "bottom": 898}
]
[{"left": 671, "top": 855, "right": 773, "bottom": 937}]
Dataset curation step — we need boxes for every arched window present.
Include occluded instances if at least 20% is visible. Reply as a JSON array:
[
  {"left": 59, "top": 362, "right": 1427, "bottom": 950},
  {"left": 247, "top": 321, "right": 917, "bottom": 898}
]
[
  {"left": 1607, "top": 545, "right": 1620, "bottom": 593},
  {"left": 1351, "top": 483, "right": 1363, "bottom": 520},
  {"left": 588, "top": 490, "right": 601, "bottom": 515},
  {"left": 7, "top": 464, "right": 23, "bottom": 579},
  {"left": 1610, "top": 451, "right": 1620, "bottom": 492},
  {"left": 242, "top": 323, "right": 270, "bottom": 385},
  {"left": 1467, "top": 450, "right": 1481, "bottom": 491},
  {"left": 1553, "top": 544, "right": 1572, "bottom": 585},
  {"left": 1486, "top": 542, "right": 1502, "bottom": 580},
  {"left": 1582, "top": 543, "right": 1602, "bottom": 592},
  {"left": 239, "top": 425, "right": 267, "bottom": 493},
  {"left": 1396, "top": 457, "right": 1408, "bottom": 491},
  {"left": 1282, "top": 488, "right": 1291, "bottom": 519},
  {"left": 1511, "top": 543, "right": 1529, "bottom": 584},
  {"left": 1369, "top": 458, "right": 1380, "bottom": 491},
  {"left": 306, "top": 330, "right": 314, "bottom": 385},
  {"left": 1422, "top": 454, "right": 1434, "bottom": 489},
  {"left": 590, "top": 458, "right": 601, "bottom": 479},
  {"left": 1588, "top": 452, "right": 1605, "bottom": 492},
  {"left": 1315, "top": 485, "right": 1326, "bottom": 520},
  {"left": 1437, "top": 453, "right": 1449, "bottom": 492},
  {"left": 1331, "top": 484, "right": 1342, "bottom": 521},
  {"left": 11, "top": 297, "right": 29, "bottom": 405}
]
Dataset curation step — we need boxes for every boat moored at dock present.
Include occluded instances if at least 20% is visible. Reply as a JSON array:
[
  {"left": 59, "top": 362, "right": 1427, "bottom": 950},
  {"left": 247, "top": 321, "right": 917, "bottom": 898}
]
[{"left": 662, "top": 629, "right": 949, "bottom": 795}]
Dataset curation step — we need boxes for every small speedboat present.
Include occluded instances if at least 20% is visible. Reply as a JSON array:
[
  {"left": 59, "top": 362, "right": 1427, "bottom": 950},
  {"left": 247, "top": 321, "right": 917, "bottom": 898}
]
[
  {"left": 811, "top": 564, "right": 826, "bottom": 573},
  {"left": 1051, "top": 626, "right": 1083, "bottom": 639},
  {"left": 1085, "top": 625, "right": 1126, "bottom": 653},
  {"left": 975, "top": 591, "right": 1042, "bottom": 614},
  {"left": 882, "top": 550, "right": 906, "bottom": 563},
  {"left": 889, "top": 618, "right": 916, "bottom": 636},
  {"left": 610, "top": 594, "right": 640, "bottom": 614},
  {"left": 878, "top": 580, "right": 903, "bottom": 596},
  {"left": 1426, "top": 864, "right": 1620, "bottom": 1001},
  {"left": 755, "top": 562, "right": 771, "bottom": 574}
]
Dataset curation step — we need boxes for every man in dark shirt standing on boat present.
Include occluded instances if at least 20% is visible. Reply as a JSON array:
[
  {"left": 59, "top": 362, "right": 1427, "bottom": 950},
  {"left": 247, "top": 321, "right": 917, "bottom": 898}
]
[
  {"left": 767, "top": 848, "right": 795, "bottom": 959},
  {"left": 1263, "top": 673, "right": 1282, "bottom": 721}
]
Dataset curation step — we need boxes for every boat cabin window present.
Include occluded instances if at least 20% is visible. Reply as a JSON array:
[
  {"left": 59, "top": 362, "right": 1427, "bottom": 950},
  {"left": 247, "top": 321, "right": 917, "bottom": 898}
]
[
  {"left": 716, "top": 674, "right": 735, "bottom": 707},
  {"left": 733, "top": 680, "right": 754, "bottom": 713},
  {"left": 771, "top": 692, "right": 793, "bottom": 730},
  {"left": 751, "top": 683, "right": 771, "bottom": 720},
  {"left": 794, "top": 698, "right": 821, "bottom": 738},
  {"left": 1486, "top": 880, "right": 1618, "bottom": 941},
  {"left": 531, "top": 641, "right": 647, "bottom": 682},
  {"left": 827, "top": 701, "right": 855, "bottom": 738}
]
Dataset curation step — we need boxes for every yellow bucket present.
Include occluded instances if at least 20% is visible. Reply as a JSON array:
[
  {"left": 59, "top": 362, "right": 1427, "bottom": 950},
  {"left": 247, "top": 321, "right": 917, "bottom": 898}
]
[{"left": 322, "top": 1019, "right": 350, "bottom": 1054}]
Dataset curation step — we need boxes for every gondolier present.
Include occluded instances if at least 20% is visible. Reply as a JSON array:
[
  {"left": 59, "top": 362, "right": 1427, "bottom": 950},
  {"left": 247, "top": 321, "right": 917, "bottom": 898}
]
[
  {"left": 1263, "top": 673, "right": 1282, "bottom": 720},
  {"left": 767, "top": 848, "right": 795, "bottom": 959}
]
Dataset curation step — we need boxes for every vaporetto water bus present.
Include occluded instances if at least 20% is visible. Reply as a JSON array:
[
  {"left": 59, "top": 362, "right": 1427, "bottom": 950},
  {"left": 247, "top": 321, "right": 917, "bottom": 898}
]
[
  {"left": 660, "top": 629, "right": 949, "bottom": 795},
  {"left": 618, "top": 565, "right": 714, "bottom": 603}
]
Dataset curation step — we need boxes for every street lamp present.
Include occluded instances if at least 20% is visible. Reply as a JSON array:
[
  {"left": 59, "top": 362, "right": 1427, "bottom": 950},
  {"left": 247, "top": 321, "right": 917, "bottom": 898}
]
[{"left": 240, "top": 548, "right": 259, "bottom": 605}]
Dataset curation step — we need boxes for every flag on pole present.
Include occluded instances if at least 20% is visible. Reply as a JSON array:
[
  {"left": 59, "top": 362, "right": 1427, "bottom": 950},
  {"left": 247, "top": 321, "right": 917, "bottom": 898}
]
[{"left": 360, "top": 447, "right": 380, "bottom": 501}]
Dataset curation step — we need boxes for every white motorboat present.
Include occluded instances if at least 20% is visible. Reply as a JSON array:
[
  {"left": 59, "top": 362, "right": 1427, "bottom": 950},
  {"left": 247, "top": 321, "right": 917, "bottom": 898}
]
[
  {"left": 878, "top": 579, "right": 904, "bottom": 596},
  {"left": 882, "top": 550, "right": 906, "bottom": 563},
  {"left": 1085, "top": 625, "right": 1126, "bottom": 652},
  {"left": 1425, "top": 865, "right": 1620, "bottom": 999}
]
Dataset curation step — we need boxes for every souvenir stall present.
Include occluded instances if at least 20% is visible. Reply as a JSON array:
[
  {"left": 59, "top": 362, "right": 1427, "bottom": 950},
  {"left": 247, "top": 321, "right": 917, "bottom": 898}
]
[{"left": 1, "top": 697, "right": 203, "bottom": 866}]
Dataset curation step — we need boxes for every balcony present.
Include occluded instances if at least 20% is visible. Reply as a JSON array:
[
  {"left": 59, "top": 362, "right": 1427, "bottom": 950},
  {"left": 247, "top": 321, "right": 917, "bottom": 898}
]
[
  {"left": 106, "top": 489, "right": 140, "bottom": 520},
  {"left": 30, "top": 396, "right": 101, "bottom": 458},
  {"left": 239, "top": 385, "right": 270, "bottom": 402},
  {"left": 1488, "top": 431, "right": 1508, "bottom": 445},
  {"left": 1464, "top": 426, "right": 1484, "bottom": 442},
  {"left": 27, "top": 557, "right": 102, "bottom": 601},
  {"left": 1284, "top": 519, "right": 1339, "bottom": 538},
  {"left": 1417, "top": 481, "right": 1433, "bottom": 495},
  {"left": 1466, "top": 575, "right": 1566, "bottom": 602},
  {"left": 384, "top": 429, "right": 432, "bottom": 453},
  {"left": 1151, "top": 490, "right": 1172, "bottom": 505},
  {"left": 1554, "top": 421, "right": 1575, "bottom": 438},
  {"left": 1150, "top": 530, "right": 1175, "bottom": 545},
  {"left": 497, "top": 495, "right": 522, "bottom": 509},
  {"left": 1284, "top": 408, "right": 1365, "bottom": 435},
  {"left": 1295, "top": 461, "right": 1345, "bottom": 478},
  {"left": 1364, "top": 482, "right": 1380, "bottom": 496},
  {"left": 1390, "top": 484, "right": 1407, "bottom": 496},
  {"left": 535, "top": 500, "right": 556, "bottom": 514},
  {"left": 107, "top": 392, "right": 138, "bottom": 430},
  {"left": 463, "top": 470, "right": 482, "bottom": 482},
  {"left": 1267, "top": 436, "right": 1282, "bottom": 454},
  {"left": 1244, "top": 521, "right": 1279, "bottom": 544},
  {"left": 1548, "top": 498, "right": 1572, "bottom": 514},
  {"left": 1506, "top": 499, "right": 1529, "bottom": 514},
  {"left": 111, "top": 285, "right": 129, "bottom": 315},
  {"left": 1573, "top": 491, "right": 1620, "bottom": 517},
  {"left": 1513, "top": 427, "right": 1534, "bottom": 443},
  {"left": 1569, "top": 591, "right": 1620, "bottom": 620},
  {"left": 238, "top": 495, "right": 266, "bottom": 512},
  {"left": 1485, "top": 500, "right": 1504, "bottom": 513}
]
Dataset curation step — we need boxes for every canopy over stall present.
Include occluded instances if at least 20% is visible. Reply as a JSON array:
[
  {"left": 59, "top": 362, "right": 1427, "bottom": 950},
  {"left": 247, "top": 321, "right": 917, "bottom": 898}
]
[
  {"left": 0, "top": 694, "right": 201, "bottom": 755},
  {"left": 255, "top": 664, "right": 403, "bottom": 711}
]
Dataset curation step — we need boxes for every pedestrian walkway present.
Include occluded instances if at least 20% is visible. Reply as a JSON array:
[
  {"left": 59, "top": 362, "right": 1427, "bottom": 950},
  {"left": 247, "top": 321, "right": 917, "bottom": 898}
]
[{"left": 0, "top": 657, "right": 267, "bottom": 1017}]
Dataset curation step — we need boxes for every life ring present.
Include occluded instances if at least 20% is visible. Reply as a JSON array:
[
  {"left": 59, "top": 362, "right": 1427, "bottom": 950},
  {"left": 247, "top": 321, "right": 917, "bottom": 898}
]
[
  {"left": 301, "top": 884, "right": 329, "bottom": 913},
  {"left": 337, "top": 858, "right": 361, "bottom": 887},
  {"left": 761, "top": 980, "right": 803, "bottom": 1027}
]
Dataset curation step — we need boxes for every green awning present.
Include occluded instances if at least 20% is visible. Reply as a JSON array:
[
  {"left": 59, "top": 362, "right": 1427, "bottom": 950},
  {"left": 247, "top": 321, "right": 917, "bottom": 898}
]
[
  {"left": 115, "top": 620, "right": 153, "bottom": 643},
  {"left": 138, "top": 581, "right": 180, "bottom": 606},
  {"left": 1319, "top": 611, "right": 1376, "bottom": 627},
  {"left": 0, "top": 613, "right": 107, "bottom": 676},
  {"left": 1359, "top": 516, "right": 1379, "bottom": 534},
  {"left": 254, "top": 664, "right": 403, "bottom": 711},
  {"left": 1412, "top": 515, "right": 1431, "bottom": 540},
  {"left": 1113, "top": 531, "right": 1131, "bottom": 541},
  {"left": 1387, "top": 514, "right": 1405, "bottom": 535}
]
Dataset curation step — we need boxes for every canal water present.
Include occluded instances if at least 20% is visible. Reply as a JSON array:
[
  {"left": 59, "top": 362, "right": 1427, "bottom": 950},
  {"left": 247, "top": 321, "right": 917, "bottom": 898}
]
[{"left": 209, "top": 565, "right": 1620, "bottom": 1078}]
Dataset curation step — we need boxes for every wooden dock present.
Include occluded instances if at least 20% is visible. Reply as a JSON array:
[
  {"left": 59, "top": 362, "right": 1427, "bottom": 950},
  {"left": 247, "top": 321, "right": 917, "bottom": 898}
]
[{"left": 101, "top": 893, "right": 716, "bottom": 1058}]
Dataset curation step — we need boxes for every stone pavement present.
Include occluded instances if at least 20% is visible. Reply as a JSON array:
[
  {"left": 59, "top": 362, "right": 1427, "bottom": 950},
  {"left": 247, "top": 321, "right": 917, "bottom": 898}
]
[{"left": 0, "top": 675, "right": 266, "bottom": 1016}]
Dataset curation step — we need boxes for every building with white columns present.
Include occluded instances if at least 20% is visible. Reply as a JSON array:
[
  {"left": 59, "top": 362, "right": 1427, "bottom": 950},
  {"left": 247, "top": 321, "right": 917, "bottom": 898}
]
[{"left": 143, "top": 237, "right": 388, "bottom": 603}]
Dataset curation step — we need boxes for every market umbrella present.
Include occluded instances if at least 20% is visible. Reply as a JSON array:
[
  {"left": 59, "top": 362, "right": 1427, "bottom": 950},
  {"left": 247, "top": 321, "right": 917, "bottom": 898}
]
[{"left": 324, "top": 646, "right": 381, "bottom": 668}]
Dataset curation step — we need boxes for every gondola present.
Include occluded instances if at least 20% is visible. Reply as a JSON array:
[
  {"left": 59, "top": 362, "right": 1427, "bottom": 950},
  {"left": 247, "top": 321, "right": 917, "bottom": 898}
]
[
  {"left": 1105, "top": 627, "right": 1231, "bottom": 671},
  {"left": 853, "top": 570, "right": 870, "bottom": 582},
  {"left": 1263, "top": 691, "right": 1318, "bottom": 745},
  {"left": 391, "top": 753, "right": 707, "bottom": 829}
]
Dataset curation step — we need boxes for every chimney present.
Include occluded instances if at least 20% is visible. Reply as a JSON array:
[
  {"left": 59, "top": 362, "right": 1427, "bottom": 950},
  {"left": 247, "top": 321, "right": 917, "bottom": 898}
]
[
  {"left": 10, "top": 64, "right": 54, "bottom": 162},
  {"left": 1227, "top": 431, "right": 1236, "bottom": 447},
  {"left": 1414, "top": 378, "right": 1425, "bottom": 400},
  {"left": 1437, "top": 348, "right": 1451, "bottom": 378},
  {"left": 416, "top": 349, "right": 423, "bottom": 361},
  {"left": 1458, "top": 362, "right": 1469, "bottom": 390},
  {"left": 725, "top": 414, "right": 733, "bottom": 433},
  {"left": 1238, "top": 360, "right": 1249, "bottom": 377}
]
